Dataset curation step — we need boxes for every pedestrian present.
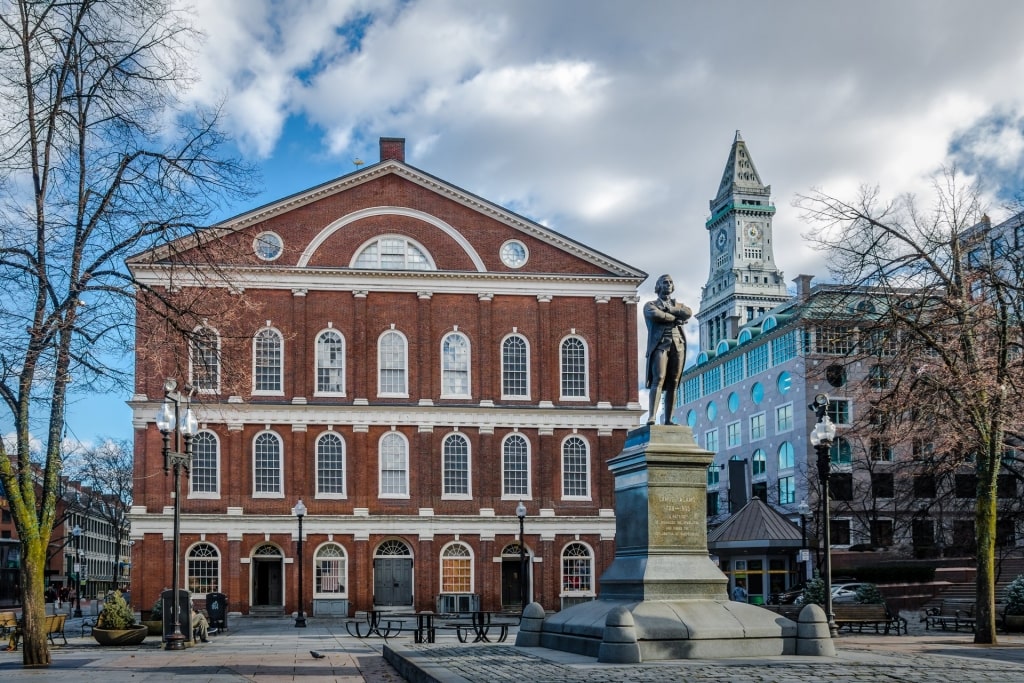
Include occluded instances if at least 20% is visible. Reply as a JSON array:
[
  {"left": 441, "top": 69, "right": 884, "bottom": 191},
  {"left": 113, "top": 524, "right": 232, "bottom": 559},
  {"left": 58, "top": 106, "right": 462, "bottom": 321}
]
[{"left": 732, "top": 580, "right": 748, "bottom": 603}]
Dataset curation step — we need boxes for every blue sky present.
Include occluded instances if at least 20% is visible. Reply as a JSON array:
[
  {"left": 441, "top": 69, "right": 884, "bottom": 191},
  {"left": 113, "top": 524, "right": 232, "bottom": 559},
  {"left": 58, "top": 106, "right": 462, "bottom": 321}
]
[{"left": 58, "top": 0, "right": 1024, "bottom": 447}]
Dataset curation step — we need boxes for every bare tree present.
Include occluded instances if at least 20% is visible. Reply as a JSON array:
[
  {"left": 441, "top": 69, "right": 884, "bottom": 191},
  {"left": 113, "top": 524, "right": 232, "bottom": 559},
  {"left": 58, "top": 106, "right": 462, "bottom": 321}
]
[
  {"left": 0, "top": 0, "right": 252, "bottom": 666},
  {"left": 796, "top": 168, "right": 1024, "bottom": 644}
]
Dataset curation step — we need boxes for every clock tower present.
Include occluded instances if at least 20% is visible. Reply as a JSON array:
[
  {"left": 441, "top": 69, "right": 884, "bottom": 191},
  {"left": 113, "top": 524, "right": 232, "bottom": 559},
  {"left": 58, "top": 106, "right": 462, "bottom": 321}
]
[{"left": 697, "top": 131, "right": 789, "bottom": 351}]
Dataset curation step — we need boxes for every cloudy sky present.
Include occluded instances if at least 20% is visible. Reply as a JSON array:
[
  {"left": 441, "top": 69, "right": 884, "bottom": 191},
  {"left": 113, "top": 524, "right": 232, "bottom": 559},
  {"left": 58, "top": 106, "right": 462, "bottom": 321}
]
[{"left": 60, "top": 0, "right": 1024, "bottom": 446}]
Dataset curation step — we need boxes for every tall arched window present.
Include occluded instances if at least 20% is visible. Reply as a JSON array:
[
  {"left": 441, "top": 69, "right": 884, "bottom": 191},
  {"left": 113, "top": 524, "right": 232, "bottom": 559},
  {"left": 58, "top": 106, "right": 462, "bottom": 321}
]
[
  {"left": 253, "top": 431, "right": 283, "bottom": 496},
  {"left": 778, "top": 441, "right": 795, "bottom": 470},
  {"left": 191, "top": 326, "right": 220, "bottom": 393},
  {"left": 440, "top": 543, "right": 473, "bottom": 594},
  {"left": 441, "top": 332, "right": 470, "bottom": 398},
  {"left": 314, "top": 543, "right": 347, "bottom": 597},
  {"left": 378, "top": 330, "right": 408, "bottom": 396},
  {"left": 316, "top": 432, "right": 346, "bottom": 497},
  {"left": 502, "top": 433, "right": 530, "bottom": 498},
  {"left": 442, "top": 433, "right": 470, "bottom": 498},
  {"left": 752, "top": 448, "right": 767, "bottom": 476},
  {"left": 253, "top": 327, "right": 283, "bottom": 394},
  {"left": 560, "top": 336, "right": 588, "bottom": 399},
  {"left": 379, "top": 432, "right": 409, "bottom": 497},
  {"left": 187, "top": 543, "right": 220, "bottom": 594},
  {"left": 190, "top": 431, "right": 219, "bottom": 496},
  {"left": 561, "top": 542, "right": 593, "bottom": 594},
  {"left": 501, "top": 334, "right": 529, "bottom": 399},
  {"left": 315, "top": 329, "right": 345, "bottom": 395},
  {"left": 561, "top": 436, "right": 590, "bottom": 499}
]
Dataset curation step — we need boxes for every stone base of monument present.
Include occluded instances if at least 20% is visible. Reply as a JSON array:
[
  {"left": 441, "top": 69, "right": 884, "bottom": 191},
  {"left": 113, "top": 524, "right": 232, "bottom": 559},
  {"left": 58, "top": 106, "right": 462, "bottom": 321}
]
[{"left": 516, "top": 425, "right": 834, "bottom": 662}]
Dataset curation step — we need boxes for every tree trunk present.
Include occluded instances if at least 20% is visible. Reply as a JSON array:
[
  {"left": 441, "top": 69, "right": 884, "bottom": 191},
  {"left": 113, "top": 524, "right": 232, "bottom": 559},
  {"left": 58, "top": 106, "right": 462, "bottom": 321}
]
[
  {"left": 20, "top": 541, "right": 51, "bottom": 667},
  {"left": 974, "top": 454, "right": 998, "bottom": 645}
]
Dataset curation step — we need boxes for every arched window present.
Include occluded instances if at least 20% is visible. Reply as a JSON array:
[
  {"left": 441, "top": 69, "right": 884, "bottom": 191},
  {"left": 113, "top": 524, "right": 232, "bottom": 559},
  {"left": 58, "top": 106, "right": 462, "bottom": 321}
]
[
  {"left": 502, "top": 433, "right": 530, "bottom": 498},
  {"left": 314, "top": 544, "right": 347, "bottom": 597},
  {"left": 253, "top": 327, "right": 283, "bottom": 394},
  {"left": 190, "top": 431, "right": 219, "bottom": 496},
  {"left": 379, "top": 432, "right": 408, "bottom": 497},
  {"left": 561, "top": 542, "right": 593, "bottom": 594},
  {"left": 441, "top": 332, "right": 471, "bottom": 398},
  {"left": 830, "top": 436, "right": 853, "bottom": 465},
  {"left": 187, "top": 543, "right": 220, "bottom": 594},
  {"left": 253, "top": 431, "right": 283, "bottom": 496},
  {"left": 752, "top": 448, "right": 767, "bottom": 476},
  {"left": 315, "top": 329, "right": 345, "bottom": 395},
  {"left": 560, "top": 336, "right": 588, "bottom": 399},
  {"left": 778, "top": 441, "right": 795, "bottom": 470},
  {"left": 378, "top": 330, "right": 408, "bottom": 396},
  {"left": 316, "top": 432, "right": 346, "bottom": 497},
  {"left": 561, "top": 436, "right": 590, "bottom": 499},
  {"left": 353, "top": 236, "right": 433, "bottom": 270},
  {"left": 501, "top": 334, "right": 529, "bottom": 398},
  {"left": 440, "top": 543, "right": 473, "bottom": 594},
  {"left": 442, "top": 433, "right": 470, "bottom": 498},
  {"left": 191, "top": 326, "right": 220, "bottom": 393}
]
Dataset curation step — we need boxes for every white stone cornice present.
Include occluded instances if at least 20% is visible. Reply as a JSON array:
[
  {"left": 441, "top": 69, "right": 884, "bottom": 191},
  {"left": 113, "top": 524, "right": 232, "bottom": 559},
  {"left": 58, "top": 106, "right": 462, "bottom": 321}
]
[
  {"left": 352, "top": 290, "right": 368, "bottom": 298},
  {"left": 537, "top": 294, "right": 552, "bottom": 303},
  {"left": 417, "top": 291, "right": 433, "bottom": 300},
  {"left": 478, "top": 292, "right": 494, "bottom": 301},
  {"left": 292, "top": 288, "right": 308, "bottom": 297},
  {"left": 595, "top": 295, "right": 610, "bottom": 304}
]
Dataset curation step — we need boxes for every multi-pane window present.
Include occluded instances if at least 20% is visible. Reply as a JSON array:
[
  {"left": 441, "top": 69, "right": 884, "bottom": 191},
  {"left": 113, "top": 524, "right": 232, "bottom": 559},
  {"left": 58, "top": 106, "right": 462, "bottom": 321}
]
[
  {"left": 830, "top": 437, "right": 852, "bottom": 464},
  {"left": 560, "top": 337, "right": 588, "bottom": 398},
  {"left": 314, "top": 544, "right": 347, "bottom": 596},
  {"left": 191, "top": 327, "right": 220, "bottom": 392},
  {"left": 254, "top": 328, "right": 283, "bottom": 393},
  {"left": 316, "top": 432, "right": 345, "bottom": 496},
  {"left": 827, "top": 399, "right": 850, "bottom": 425},
  {"left": 562, "top": 436, "right": 589, "bottom": 499},
  {"left": 501, "top": 335, "right": 529, "bottom": 398},
  {"left": 441, "top": 332, "right": 471, "bottom": 397},
  {"left": 443, "top": 433, "right": 470, "bottom": 497},
  {"left": 353, "top": 236, "right": 432, "bottom": 270},
  {"left": 778, "top": 441, "right": 795, "bottom": 469},
  {"left": 253, "top": 432, "right": 282, "bottom": 495},
  {"left": 814, "top": 325, "right": 853, "bottom": 354},
  {"left": 190, "top": 431, "right": 218, "bottom": 495},
  {"left": 441, "top": 543, "right": 472, "bottom": 593},
  {"left": 379, "top": 432, "right": 408, "bottom": 497},
  {"left": 378, "top": 330, "right": 408, "bottom": 396},
  {"left": 502, "top": 434, "right": 529, "bottom": 497},
  {"left": 869, "top": 438, "right": 894, "bottom": 462},
  {"left": 187, "top": 543, "right": 220, "bottom": 594},
  {"left": 724, "top": 356, "right": 744, "bottom": 385},
  {"left": 683, "top": 377, "right": 700, "bottom": 404},
  {"left": 778, "top": 476, "right": 796, "bottom": 504},
  {"left": 771, "top": 330, "right": 798, "bottom": 365},
  {"left": 776, "top": 404, "right": 793, "bottom": 433},
  {"left": 702, "top": 367, "right": 722, "bottom": 394},
  {"left": 316, "top": 330, "right": 345, "bottom": 394},
  {"left": 863, "top": 330, "right": 899, "bottom": 356},
  {"left": 750, "top": 413, "right": 766, "bottom": 441},
  {"left": 561, "top": 543, "right": 593, "bottom": 593},
  {"left": 868, "top": 364, "right": 890, "bottom": 389},
  {"left": 726, "top": 421, "right": 741, "bottom": 448},
  {"left": 707, "top": 465, "right": 720, "bottom": 486},
  {"left": 705, "top": 429, "right": 719, "bottom": 453},
  {"left": 746, "top": 344, "right": 769, "bottom": 376},
  {"left": 752, "top": 449, "right": 766, "bottom": 476},
  {"left": 871, "top": 519, "right": 894, "bottom": 547}
]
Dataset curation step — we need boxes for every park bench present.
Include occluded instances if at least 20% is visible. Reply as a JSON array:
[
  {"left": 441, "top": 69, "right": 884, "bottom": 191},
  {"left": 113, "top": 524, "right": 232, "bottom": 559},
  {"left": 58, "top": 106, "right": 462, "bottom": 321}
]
[
  {"left": 44, "top": 614, "right": 67, "bottom": 645},
  {"left": 760, "top": 604, "right": 803, "bottom": 621},
  {"left": 922, "top": 599, "right": 975, "bottom": 632},
  {"left": 833, "top": 603, "right": 907, "bottom": 634}
]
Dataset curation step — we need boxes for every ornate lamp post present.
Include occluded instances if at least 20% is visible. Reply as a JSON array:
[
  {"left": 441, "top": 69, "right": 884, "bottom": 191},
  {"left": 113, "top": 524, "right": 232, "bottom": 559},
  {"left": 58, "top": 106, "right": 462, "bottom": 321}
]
[
  {"left": 293, "top": 499, "right": 307, "bottom": 627},
  {"left": 156, "top": 378, "right": 197, "bottom": 650},
  {"left": 797, "top": 500, "right": 811, "bottom": 583},
  {"left": 809, "top": 393, "right": 838, "bottom": 637},
  {"left": 516, "top": 501, "right": 528, "bottom": 610},
  {"left": 72, "top": 524, "right": 82, "bottom": 617}
]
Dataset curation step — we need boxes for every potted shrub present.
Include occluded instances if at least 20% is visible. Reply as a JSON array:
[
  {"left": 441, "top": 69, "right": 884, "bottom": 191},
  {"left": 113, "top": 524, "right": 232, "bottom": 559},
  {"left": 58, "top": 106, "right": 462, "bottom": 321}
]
[
  {"left": 143, "top": 597, "right": 164, "bottom": 636},
  {"left": 1004, "top": 574, "right": 1024, "bottom": 632},
  {"left": 92, "top": 590, "right": 147, "bottom": 645}
]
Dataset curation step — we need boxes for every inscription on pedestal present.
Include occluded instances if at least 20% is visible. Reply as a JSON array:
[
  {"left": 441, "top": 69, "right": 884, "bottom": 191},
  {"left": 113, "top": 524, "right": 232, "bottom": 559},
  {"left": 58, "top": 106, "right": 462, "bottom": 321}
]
[{"left": 651, "top": 493, "right": 705, "bottom": 548}]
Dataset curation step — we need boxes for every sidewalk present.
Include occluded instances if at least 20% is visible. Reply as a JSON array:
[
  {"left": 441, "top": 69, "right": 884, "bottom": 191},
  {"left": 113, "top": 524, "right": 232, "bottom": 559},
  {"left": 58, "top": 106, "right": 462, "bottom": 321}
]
[{"left": 0, "top": 611, "right": 1021, "bottom": 682}]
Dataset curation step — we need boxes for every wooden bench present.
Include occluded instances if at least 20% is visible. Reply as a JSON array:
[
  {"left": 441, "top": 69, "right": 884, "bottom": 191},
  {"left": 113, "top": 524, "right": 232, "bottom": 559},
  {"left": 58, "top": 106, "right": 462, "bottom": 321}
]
[
  {"left": 923, "top": 599, "right": 975, "bottom": 632},
  {"left": 834, "top": 603, "right": 907, "bottom": 634},
  {"left": 760, "top": 604, "right": 803, "bottom": 621},
  {"left": 44, "top": 614, "right": 67, "bottom": 645}
]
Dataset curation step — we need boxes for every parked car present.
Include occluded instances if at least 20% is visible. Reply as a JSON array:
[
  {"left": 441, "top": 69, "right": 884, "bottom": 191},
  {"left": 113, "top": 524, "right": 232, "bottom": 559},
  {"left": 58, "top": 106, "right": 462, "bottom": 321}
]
[
  {"left": 831, "top": 582, "right": 869, "bottom": 603},
  {"left": 768, "top": 583, "right": 806, "bottom": 605}
]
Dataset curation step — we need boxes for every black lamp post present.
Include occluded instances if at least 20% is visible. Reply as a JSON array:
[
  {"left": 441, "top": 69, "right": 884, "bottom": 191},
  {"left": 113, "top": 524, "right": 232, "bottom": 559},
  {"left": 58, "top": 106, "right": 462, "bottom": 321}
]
[
  {"left": 809, "top": 393, "right": 838, "bottom": 637},
  {"left": 516, "top": 501, "right": 528, "bottom": 610},
  {"left": 156, "top": 378, "right": 197, "bottom": 650},
  {"left": 293, "top": 499, "right": 307, "bottom": 627},
  {"left": 797, "top": 500, "right": 811, "bottom": 583},
  {"left": 72, "top": 524, "right": 82, "bottom": 617}
]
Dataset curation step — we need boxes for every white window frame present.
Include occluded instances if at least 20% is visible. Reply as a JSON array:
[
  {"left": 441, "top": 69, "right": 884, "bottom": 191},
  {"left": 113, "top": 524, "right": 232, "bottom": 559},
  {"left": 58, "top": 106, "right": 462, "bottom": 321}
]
[
  {"left": 559, "top": 335, "right": 590, "bottom": 401},
  {"left": 726, "top": 420, "right": 742, "bottom": 448},
  {"left": 775, "top": 402, "right": 794, "bottom": 434},
  {"left": 439, "top": 541, "right": 474, "bottom": 594},
  {"left": 500, "top": 333, "right": 531, "bottom": 400},
  {"left": 252, "top": 430, "right": 284, "bottom": 498},
  {"left": 561, "top": 435, "right": 591, "bottom": 500},
  {"left": 313, "top": 542, "right": 348, "bottom": 598},
  {"left": 252, "top": 327, "right": 284, "bottom": 396},
  {"left": 189, "top": 325, "right": 221, "bottom": 394},
  {"left": 315, "top": 431, "right": 347, "bottom": 499},
  {"left": 377, "top": 329, "right": 409, "bottom": 398},
  {"left": 560, "top": 542, "right": 595, "bottom": 596},
  {"left": 378, "top": 431, "right": 409, "bottom": 499},
  {"left": 749, "top": 412, "right": 767, "bottom": 441},
  {"left": 314, "top": 328, "right": 346, "bottom": 396},
  {"left": 440, "top": 331, "right": 472, "bottom": 399},
  {"left": 185, "top": 542, "right": 221, "bottom": 595},
  {"left": 441, "top": 432, "right": 472, "bottom": 500},
  {"left": 705, "top": 428, "right": 719, "bottom": 454},
  {"left": 501, "top": 433, "right": 531, "bottom": 500},
  {"left": 189, "top": 430, "right": 220, "bottom": 499}
]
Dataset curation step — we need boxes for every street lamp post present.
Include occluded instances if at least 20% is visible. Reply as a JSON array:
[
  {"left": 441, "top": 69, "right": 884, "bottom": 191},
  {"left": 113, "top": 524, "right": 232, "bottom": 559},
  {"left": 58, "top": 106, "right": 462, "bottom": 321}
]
[
  {"left": 516, "top": 501, "right": 528, "bottom": 610},
  {"left": 797, "top": 500, "right": 811, "bottom": 583},
  {"left": 72, "top": 524, "right": 82, "bottom": 617},
  {"left": 293, "top": 499, "right": 307, "bottom": 627},
  {"left": 156, "top": 378, "right": 198, "bottom": 651},
  {"left": 809, "top": 393, "right": 838, "bottom": 637}
]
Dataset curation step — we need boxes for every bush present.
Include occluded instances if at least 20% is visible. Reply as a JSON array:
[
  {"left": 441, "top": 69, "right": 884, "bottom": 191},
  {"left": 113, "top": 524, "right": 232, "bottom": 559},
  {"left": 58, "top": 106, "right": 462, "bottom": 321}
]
[
  {"left": 1006, "top": 575, "right": 1024, "bottom": 616},
  {"left": 854, "top": 583, "right": 884, "bottom": 604},
  {"left": 96, "top": 590, "right": 137, "bottom": 630},
  {"left": 151, "top": 596, "right": 162, "bottom": 620},
  {"left": 801, "top": 576, "right": 828, "bottom": 606}
]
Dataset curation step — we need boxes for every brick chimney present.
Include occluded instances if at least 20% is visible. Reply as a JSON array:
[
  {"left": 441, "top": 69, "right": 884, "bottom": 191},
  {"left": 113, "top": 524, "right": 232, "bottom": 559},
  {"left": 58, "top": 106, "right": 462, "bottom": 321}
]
[
  {"left": 379, "top": 137, "right": 405, "bottom": 163},
  {"left": 793, "top": 274, "right": 814, "bottom": 301}
]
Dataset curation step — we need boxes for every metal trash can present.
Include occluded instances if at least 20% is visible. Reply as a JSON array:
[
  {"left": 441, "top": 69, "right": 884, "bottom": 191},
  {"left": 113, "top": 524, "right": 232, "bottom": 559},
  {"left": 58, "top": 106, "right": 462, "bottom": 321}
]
[
  {"left": 206, "top": 592, "right": 228, "bottom": 632},
  {"left": 160, "top": 588, "right": 193, "bottom": 644}
]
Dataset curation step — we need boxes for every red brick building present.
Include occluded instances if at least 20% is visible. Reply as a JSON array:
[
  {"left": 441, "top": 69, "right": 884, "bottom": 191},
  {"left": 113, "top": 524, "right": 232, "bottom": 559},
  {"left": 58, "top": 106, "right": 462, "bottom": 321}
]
[{"left": 127, "top": 138, "right": 646, "bottom": 617}]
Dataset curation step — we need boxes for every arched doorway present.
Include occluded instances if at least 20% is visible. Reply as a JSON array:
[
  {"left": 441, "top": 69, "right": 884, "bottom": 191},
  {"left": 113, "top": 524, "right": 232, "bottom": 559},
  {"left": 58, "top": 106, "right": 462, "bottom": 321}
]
[
  {"left": 500, "top": 542, "right": 530, "bottom": 610},
  {"left": 373, "top": 539, "right": 413, "bottom": 607},
  {"left": 251, "top": 544, "right": 284, "bottom": 614}
]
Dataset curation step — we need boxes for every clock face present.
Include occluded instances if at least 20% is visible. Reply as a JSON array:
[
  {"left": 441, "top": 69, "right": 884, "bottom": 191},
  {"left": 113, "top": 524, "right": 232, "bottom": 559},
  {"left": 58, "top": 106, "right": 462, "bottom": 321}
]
[
  {"left": 747, "top": 222, "right": 762, "bottom": 240},
  {"left": 715, "top": 230, "right": 728, "bottom": 251},
  {"left": 500, "top": 240, "right": 528, "bottom": 268},
  {"left": 254, "top": 232, "right": 283, "bottom": 261}
]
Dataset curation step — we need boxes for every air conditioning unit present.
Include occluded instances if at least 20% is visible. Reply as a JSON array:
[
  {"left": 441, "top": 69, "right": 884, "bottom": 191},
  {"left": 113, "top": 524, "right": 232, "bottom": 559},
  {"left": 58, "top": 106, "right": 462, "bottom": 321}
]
[{"left": 436, "top": 593, "right": 479, "bottom": 614}]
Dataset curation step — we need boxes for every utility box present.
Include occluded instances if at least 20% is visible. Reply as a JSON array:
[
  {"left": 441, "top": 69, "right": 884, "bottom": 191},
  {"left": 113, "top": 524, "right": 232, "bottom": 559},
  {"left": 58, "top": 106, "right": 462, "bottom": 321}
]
[{"left": 160, "top": 588, "right": 193, "bottom": 645}]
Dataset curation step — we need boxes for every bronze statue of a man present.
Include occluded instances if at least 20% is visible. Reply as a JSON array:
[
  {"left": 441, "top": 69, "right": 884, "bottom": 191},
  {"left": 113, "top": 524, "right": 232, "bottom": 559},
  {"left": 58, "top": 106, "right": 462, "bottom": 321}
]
[{"left": 644, "top": 274, "right": 692, "bottom": 425}]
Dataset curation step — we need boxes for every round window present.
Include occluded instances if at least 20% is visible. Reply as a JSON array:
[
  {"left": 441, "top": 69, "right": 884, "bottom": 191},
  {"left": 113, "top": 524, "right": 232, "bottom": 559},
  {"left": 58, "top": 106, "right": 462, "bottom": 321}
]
[
  {"left": 706, "top": 401, "right": 718, "bottom": 421},
  {"left": 825, "top": 364, "right": 846, "bottom": 388},
  {"left": 728, "top": 392, "right": 740, "bottom": 413},
  {"left": 500, "top": 240, "right": 528, "bottom": 268},
  {"left": 254, "top": 231, "right": 283, "bottom": 261},
  {"left": 686, "top": 409, "right": 697, "bottom": 427},
  {"left": 777, "top": 371, "right": 792, "bottom": 394},
  {"left": 750, "top": 382, "right": 764, "bottom": 404}
]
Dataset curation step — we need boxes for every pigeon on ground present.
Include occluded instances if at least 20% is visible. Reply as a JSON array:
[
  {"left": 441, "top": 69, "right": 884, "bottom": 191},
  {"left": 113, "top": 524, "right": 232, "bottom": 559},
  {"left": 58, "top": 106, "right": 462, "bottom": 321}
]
[{"left": 310, "top": 650, "right": 326, "bottom": 659}]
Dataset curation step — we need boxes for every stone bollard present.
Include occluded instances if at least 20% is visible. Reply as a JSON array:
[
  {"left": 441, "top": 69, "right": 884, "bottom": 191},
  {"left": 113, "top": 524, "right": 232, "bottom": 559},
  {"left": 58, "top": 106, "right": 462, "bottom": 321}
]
[
  {"left": 597, "top": 606, "right": 641, "bottom": 663},
  {"left": 514, "top": 602, "right": 546, "bottom": 647},
  {"left": 796, "top": 603, "right": 836, "bottom": 657}
]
